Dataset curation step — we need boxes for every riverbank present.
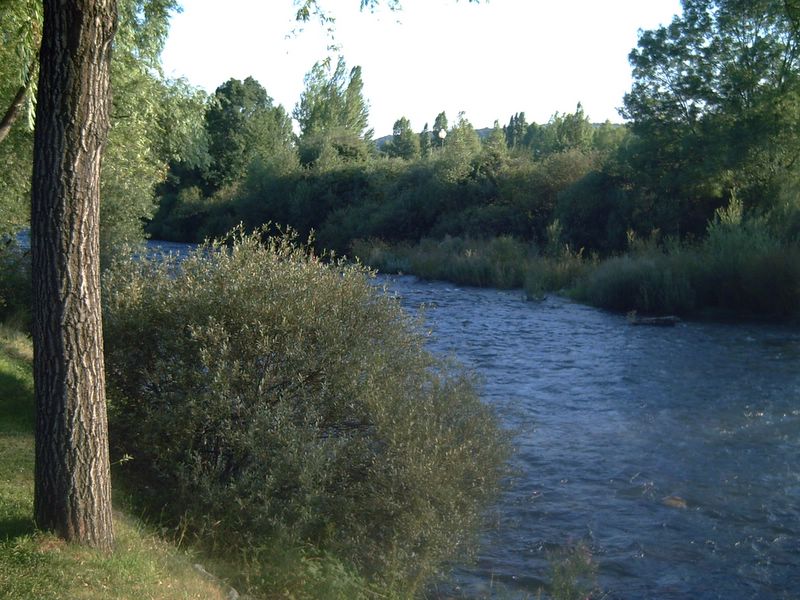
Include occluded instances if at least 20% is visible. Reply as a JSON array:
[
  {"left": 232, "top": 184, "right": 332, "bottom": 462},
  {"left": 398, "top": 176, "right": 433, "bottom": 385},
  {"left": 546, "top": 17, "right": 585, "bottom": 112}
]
[
  {"left": 0, "top": 325, "right": 231, "bottom": 599},
  {"left": 352, "top": 226, "right": 800, "bottom": 322}
]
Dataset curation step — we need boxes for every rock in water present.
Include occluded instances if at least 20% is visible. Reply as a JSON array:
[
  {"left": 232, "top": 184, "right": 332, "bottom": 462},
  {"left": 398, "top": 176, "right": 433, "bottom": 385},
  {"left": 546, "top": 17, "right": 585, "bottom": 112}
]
[{"left": 662, "top": 495, "right": 688, "bottom": 509}]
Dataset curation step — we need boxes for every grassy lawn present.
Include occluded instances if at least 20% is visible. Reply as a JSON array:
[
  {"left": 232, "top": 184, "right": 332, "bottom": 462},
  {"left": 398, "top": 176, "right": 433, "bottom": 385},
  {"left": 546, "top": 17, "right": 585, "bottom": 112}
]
[{"left": 0, "top": 325, "right": 230, "bottom": 600}]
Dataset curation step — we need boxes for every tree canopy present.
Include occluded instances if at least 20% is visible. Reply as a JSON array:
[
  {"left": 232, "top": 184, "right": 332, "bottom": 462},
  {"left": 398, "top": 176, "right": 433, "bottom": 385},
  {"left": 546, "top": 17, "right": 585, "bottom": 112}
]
[{"left": 623, "top": 0, "right": 800, "bottom": 219}]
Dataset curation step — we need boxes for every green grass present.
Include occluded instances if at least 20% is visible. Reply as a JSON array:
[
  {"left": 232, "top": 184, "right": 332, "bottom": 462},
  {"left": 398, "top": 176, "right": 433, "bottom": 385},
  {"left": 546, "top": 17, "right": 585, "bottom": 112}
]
[{"left": 0, "top": 325, "right": 230, "bottom": 600}]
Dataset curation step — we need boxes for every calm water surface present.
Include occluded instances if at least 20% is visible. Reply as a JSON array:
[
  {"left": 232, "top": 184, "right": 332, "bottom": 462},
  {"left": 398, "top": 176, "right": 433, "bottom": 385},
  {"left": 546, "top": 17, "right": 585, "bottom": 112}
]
[{"left": 381, "top": 275, "right": 800, "bottom": 599}]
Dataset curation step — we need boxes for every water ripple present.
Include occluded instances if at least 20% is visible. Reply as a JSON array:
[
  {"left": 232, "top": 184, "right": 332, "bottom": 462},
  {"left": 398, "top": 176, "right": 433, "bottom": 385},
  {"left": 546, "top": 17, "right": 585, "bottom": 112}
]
[{"left": 383, "top": 275, "right": 800, "bottom": 599}]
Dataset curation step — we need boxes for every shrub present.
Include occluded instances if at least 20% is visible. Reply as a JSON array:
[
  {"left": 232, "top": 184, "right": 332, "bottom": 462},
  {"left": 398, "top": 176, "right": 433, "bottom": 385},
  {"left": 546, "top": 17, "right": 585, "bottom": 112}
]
[
  {"left": 524, "top": 251, "right": 590, "bottom": 299},
  {"left": 574, "top": 253, "right": 696, "bottom": 315},
  {"left": 102, "top": 229, "right": 507, "bottom": 596}
]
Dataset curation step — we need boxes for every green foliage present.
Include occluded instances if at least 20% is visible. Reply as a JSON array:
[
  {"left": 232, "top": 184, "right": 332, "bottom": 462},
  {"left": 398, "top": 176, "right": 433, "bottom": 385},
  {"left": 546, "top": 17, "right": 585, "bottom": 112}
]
[
  {"left": 623, "top": 0, "right": 800, "bottom": 222},
  {"left": 0, "top": 327, "right": 236, "bottom": 600},
  {"left": 573, "top": 204, "right": 800, "bottom": 318},
  {"left": 0, "top": 0, "right": 40, "bottom": 236},
  {"left": 555, "top": 169, "right": 633, "bottom": 254},
  {"left": 436, "top": 112, "right": 482, "bottom": 183},
  {"left": 354, "top": 235, "right": 590, "bottom": 297},
  {"left": 0, "top": 0, "right": 195, "bottom": 253},
  {"left": 517, "top": 104, "right": 595, "bottom": 159},
  {"left": 382, "top": 116, "right": 420, "bottom": 160},
  {"left": 432, "top": 111, "right": 448, "bottom": 148},
  {"left": 548, "top": 542, "right": 600, "bottom": 600},
  {"left": 102, "top": 229, "right": 507, "bottom": 596},
  {"left": 293, "top": 57, "right": 373, "bottom": 168},
  {"left": 504, "top": 112, "right": 528, "bottom": 150},
  {"left": 294, "top": 57, "right": 372, "bottom": 168},
  {"left": 204, "top": 77, "right": 294, "bottom": 190},
  {"left": 575, "top": 253, "right": 697, "bottom": 315}
]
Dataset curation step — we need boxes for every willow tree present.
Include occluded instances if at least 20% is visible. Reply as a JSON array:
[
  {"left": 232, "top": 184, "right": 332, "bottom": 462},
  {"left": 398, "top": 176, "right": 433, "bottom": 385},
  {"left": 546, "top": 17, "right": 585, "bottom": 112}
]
[{"left": 31, "top": 0, "right": 117, "bottom": 550}]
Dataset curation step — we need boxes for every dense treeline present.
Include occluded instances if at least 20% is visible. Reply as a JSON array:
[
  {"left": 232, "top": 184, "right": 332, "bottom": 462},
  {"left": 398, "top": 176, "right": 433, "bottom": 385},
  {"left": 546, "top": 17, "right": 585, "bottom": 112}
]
[
  {"left": 6, "top": 2, "right": 798, "bottom": 319},
  {"left": 3, "top": 1, "right": 799, "bottom": 317},
  {"left": 150, "top": 90, "right": 633, "bottom": 255},
  {"left": 145, "top": 0, "right": 800, "bottom": 319}
]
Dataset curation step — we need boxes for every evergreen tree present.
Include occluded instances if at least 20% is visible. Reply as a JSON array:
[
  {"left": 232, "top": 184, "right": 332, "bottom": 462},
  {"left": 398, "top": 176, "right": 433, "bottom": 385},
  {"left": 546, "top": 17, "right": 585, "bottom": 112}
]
[
  {"left": 384, "top": 116, "right": 420, "bottom": 159},
  {"left": 419, "top": 122, "right": 432, "bottom": 158}
]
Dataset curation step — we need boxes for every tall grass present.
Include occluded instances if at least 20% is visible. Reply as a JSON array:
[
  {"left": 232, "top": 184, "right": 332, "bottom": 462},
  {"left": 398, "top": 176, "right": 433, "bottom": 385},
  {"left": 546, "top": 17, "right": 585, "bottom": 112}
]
[
  {"left": 574, "top": 200, "right": 800, "bottom": 319},
  {"left": 353, "top": 235, "right": 590, "bottom": 296}
]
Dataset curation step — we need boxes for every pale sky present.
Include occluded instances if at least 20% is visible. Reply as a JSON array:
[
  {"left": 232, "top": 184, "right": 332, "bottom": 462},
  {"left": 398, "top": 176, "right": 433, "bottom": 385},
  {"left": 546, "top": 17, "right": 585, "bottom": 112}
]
[{"left": 160, "top": 0, "right": 683, "bottom": 137}]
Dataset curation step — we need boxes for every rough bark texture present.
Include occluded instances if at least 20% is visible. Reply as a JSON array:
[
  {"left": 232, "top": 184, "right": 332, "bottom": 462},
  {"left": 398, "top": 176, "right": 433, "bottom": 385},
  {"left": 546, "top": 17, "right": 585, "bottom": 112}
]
[{"left": 31, "top": 0, "right": 117, "bottom": 551}]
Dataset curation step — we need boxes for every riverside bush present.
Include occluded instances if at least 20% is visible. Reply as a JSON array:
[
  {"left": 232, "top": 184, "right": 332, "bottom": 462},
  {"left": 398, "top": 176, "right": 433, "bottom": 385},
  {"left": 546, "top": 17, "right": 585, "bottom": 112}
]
[
  {"left": 574, "top": 253, "right": 697, "bottom": 315},
  {"left": 102, "top": 229, "right": 507, "bottom": 596}
]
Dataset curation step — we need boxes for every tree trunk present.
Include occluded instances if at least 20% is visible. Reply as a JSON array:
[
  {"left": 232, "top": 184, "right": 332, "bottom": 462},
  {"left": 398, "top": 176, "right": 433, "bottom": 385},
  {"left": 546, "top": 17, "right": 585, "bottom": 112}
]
[
  {"left": 0, "top": 84, "right": 28, "bottom": 145},
  {"left": 31, "top": 0, "right": 117, "bottom": 551}
]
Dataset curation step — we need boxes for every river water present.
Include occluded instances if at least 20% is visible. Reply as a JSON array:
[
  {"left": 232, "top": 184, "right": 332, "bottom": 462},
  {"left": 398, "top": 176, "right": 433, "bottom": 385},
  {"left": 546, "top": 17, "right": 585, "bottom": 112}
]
[
  {"left": 380, "top": 275, "right": 800, "bottom": 599},
  {"left": 17, "top": 234, "right": 799, "bottom": 597}
]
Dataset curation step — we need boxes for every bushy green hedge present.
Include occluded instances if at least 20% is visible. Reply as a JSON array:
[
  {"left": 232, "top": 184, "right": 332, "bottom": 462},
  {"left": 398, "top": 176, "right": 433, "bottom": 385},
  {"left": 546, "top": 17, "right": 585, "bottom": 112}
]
[{"left": 102, "top": 229, "right": 507, "bottom": 596}]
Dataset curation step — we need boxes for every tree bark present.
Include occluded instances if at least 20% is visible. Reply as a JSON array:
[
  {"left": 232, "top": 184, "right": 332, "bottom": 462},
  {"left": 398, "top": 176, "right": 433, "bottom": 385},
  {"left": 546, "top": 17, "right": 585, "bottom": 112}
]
[
  {"left": 31, "top": 0, "right": 117, "bottom": 551},
  {"left": 0, "top": 84, "right": 28, "bottom": 145}
]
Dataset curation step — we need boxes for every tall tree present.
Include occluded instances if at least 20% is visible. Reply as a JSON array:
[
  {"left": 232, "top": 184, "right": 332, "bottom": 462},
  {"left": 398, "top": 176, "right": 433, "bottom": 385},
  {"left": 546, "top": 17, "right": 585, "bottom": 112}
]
[
  {"left": 294, "top": 57, "right": 370, "bottom": 138},
  {"left": 623, "top": 0, "right": 800, "bottom": 219},
  {"left": 419, "top": 122, "right": 432, "bottom": 158},
  {"left": 504, "top": 112, "right": 527, "bottom": 150},
  {"left": 31, "top": 0, "right": 117, "bottom": 550},
  {"left": 204, "top": 77, "right": 294, "bottom": 189},
  {"left": 432, "top": 111, "right": 448, "bottom": 148},
  {"left": 436, "top": 112, "right": 481, "bottom": 182},
  {"left": 383, "top": 116, "right": 420, "bottom": 159},
  {"left": 294, "top": 57, "right": 372, "bottom": 166}
]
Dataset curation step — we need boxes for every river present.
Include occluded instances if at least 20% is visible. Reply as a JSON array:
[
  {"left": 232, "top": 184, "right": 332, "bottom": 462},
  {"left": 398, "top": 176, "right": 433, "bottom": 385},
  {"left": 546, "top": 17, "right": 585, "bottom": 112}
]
[
  {"left": 380, "top": 275, "right": 800, "bottom": 599},
  {"left": 16, "top": 234, "right": 800, "bottom": 597}
]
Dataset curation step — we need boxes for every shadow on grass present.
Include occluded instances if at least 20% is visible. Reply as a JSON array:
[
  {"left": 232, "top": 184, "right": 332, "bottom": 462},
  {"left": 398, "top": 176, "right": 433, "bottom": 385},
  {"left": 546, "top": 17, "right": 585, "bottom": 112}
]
[
  {"left": 0, "top": 370, "right": 34, "bottom": 435},
  {"left": 0, "top": 516, "right": 35, "bottom": 540}
]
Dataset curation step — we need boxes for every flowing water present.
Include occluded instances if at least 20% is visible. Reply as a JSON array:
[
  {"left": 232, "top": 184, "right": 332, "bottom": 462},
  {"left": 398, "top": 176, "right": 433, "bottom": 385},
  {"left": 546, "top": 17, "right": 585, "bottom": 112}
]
[
  {"left": 19, "top": 233, "right": 798, "bottom": 597},
  {"left": 380, "top": 275, "right": 800, "bottom": 599}
]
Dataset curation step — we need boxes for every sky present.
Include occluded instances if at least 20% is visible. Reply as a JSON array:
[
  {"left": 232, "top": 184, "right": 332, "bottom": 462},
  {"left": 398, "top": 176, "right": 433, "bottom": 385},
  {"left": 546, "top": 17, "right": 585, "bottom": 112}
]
[{"left": 160, "top": 0, "right": 683, "bottom": 137}]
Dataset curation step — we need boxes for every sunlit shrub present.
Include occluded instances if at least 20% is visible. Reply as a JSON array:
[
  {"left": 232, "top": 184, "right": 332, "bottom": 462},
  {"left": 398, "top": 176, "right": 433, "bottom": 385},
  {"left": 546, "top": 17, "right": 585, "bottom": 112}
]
[{"left": 102, "top": 228, "right": 507, "bottom": 595}]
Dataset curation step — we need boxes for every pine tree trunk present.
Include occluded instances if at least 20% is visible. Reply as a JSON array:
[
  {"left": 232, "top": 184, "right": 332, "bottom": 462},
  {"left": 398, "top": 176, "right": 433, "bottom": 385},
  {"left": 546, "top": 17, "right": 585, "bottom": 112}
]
[{"left": 31, "top": 0, "right": 117, "bottom": 551}]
